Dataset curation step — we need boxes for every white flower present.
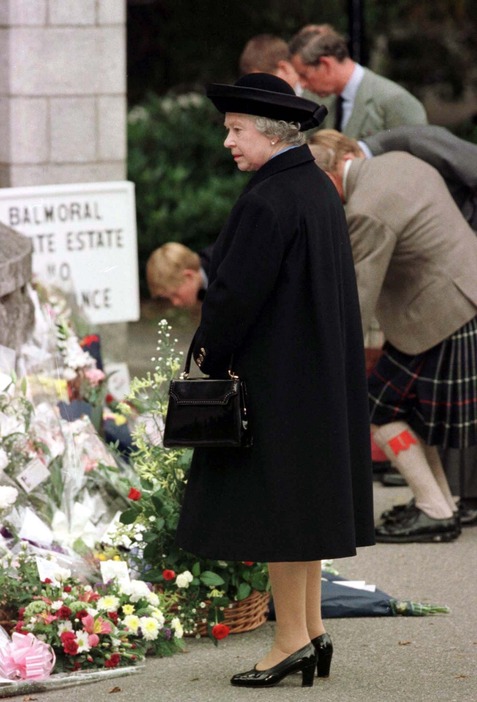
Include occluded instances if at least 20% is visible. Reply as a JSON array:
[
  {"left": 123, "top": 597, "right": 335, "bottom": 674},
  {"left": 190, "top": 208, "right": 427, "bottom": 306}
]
[
  {"left": 57, "top": 621, "right": 73, "bottom": 635},
  {"left": 75, "top": 630, "right": 91, "bottom": 653},
  {"left": 149, "top": 608, "right": 165, "bottom": 627},
  {"left": 0, "top": 485, "right": 18, "bottom": 509},
  {"left": 97, "top": 595, "right": 120, "bottom": 611},
  {"left": 54, "top": 567, "right": 71, "bottom": 583},
  {"left": 139, "top": 616, "right": 160, "bottom": 641},
  {"left": 50, "top": 600, "right": 65, "bottom": 611},
  {"left": 123, "top": 614, "right": 140, "bottom": 633},
  {"left": 175, "top": 570, "right": 193, "bottom": 589},
  {"left": 170, "top": 617, "right": 184, "bottom": 639},
  {"left": 121, "top": 579, "right": 152, "bottom": 602},
  {"left": 0, "top": 447, "right": 8, "bottom": 472},
  {"left": 146, "top": 591, "right": 159, "bottom": 607},
  {"left": 62, "top": 336, "right": 94, "bottom": 371}
]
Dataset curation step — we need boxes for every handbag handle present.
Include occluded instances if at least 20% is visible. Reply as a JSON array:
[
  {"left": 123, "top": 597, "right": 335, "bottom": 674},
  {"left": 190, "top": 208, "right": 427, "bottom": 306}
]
[{"left": 181, "top": 329, "right": 237, "bottom": 380}]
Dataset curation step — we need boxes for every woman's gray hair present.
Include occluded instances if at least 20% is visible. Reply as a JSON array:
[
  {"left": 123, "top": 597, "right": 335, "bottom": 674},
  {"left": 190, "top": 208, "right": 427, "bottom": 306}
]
[{"left": 254, "top": 116, "right": 306, "bottom": 146}]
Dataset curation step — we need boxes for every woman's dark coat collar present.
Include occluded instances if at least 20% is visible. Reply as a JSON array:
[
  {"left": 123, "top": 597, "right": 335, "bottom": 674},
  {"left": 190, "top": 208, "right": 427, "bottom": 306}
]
[{"left": 242, "top": 144, "right": 316, "bottom": 195}]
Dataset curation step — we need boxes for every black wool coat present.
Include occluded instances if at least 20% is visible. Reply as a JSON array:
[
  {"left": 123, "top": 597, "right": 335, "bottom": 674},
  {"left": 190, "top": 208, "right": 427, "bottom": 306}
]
[{"left": 176, "top": 145, "right": 375, "bottom": 562}]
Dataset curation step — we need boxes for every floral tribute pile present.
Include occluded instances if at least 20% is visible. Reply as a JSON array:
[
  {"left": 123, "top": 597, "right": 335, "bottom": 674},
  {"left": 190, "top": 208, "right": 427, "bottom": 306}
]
[
  {"left": 0, "top": 547, "right": 183, "bottom": 682},
  {"left": 0, "top": 282, "right": 270, "bottom": 687}
]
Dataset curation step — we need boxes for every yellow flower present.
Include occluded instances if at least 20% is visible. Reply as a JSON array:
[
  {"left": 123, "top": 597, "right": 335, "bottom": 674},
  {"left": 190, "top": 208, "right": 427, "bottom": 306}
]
[
  {"left": 122, "top": 604, "right": 135, "bottom": 615},
  {"left": 123, "top": 614, "right": 140, "bottom": 633}
]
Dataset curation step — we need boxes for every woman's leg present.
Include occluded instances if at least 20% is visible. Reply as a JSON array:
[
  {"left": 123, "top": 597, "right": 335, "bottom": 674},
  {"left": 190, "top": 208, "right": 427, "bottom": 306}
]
[
  {"left": 305, "top": 560, "right": 326, "bottom": 640},
  {"left": 256, "top": 561, "right": 310, "bottom": 670}
]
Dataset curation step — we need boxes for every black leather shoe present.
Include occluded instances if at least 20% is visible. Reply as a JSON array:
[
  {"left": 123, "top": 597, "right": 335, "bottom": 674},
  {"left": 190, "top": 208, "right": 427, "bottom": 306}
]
[
  {"left": 458, "top": 501, "right": 477, "bottom": 526},
  {"left": 380, "top": 498, "right": 416, "bottom": 524},
  {"left": 230, "top": 643, "right": 316, "bottom": 688},
  {"left": 375, "top": 508, "right": 460, "bottom": 543},
  {"left": 311, "top": 632, "right": 333, "bottom": 677}
]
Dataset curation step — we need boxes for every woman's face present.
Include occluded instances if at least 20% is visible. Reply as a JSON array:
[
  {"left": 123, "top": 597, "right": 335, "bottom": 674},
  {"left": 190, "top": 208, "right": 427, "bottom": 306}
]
[{"left": 224, "top": 113, "right": 277, "bottom": 171}]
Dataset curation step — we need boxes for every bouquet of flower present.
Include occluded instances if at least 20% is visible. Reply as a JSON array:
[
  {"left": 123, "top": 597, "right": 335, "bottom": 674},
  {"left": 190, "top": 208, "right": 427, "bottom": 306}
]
[
  {"left": 0, "top": 379, "right": 138, "bottom": 561},
  {"left": 113, "top": 321, "right": 270, "bottom": 643},
  {"left": 56, "top": 323, "right": 108, "bottom": 408},
  {"left": 12, "top": 561, "right": 184, "bottom": 673}
]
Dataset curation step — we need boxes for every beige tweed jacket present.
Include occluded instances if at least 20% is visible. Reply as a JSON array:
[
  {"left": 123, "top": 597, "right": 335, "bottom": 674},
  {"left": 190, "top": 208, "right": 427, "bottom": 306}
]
[{"left": 345, "top": 152, "right": 477, "bottom": 354}]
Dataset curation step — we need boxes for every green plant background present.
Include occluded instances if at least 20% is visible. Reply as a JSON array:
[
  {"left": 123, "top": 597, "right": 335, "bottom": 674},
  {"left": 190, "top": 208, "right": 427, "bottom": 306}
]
[{"left": 128, "top": 93, "right": 248, "bottom": 296}]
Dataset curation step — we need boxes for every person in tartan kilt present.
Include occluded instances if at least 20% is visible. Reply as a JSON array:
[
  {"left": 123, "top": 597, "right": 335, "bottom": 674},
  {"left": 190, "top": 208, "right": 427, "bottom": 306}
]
[{"left": 311, "top": 132, "right": 477, "bottom": 542}]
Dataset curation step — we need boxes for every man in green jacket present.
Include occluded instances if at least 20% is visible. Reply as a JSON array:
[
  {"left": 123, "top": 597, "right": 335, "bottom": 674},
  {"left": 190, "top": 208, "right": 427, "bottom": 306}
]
[{"left": 290, "top": 27, "right": 428, "bottom": 138}]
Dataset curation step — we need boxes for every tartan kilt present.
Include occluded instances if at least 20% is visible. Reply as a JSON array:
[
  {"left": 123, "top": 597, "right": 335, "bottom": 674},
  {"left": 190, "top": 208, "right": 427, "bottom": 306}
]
[{"left": 368, "top": 317, "right": 477, "bottom": 448}]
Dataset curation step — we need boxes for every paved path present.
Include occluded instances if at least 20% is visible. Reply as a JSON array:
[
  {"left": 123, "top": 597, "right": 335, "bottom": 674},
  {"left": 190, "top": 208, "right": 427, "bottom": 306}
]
[
  {"left": 8, "top": 306, "right": 475, "bottom": 702},
  {"left": 6, "top": 474, "right": 475, "bottom": 701}
]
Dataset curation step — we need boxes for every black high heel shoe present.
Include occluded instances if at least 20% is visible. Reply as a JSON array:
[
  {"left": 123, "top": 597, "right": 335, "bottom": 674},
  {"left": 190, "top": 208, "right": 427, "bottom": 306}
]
[
  {"left": 230, "top": 643, "right": 316, "bottom": 688},
  {"left": 311, "top": 633, "right": 333, "bottom": 677}
]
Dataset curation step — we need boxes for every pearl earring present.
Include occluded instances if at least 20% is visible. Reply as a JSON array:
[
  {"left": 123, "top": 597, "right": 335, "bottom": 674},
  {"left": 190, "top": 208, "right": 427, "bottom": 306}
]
[{"left": 271, "top": 141, "right": 276, "bottom": 145}]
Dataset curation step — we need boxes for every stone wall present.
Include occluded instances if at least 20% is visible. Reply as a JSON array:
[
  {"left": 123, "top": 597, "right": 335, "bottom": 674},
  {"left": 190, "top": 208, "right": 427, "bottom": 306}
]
[
  {"left": 0, "top": 222, "right": 34, "bottom": 352},
  {"left": 0, "top": 0, "right": 126, "bottom": 187}
]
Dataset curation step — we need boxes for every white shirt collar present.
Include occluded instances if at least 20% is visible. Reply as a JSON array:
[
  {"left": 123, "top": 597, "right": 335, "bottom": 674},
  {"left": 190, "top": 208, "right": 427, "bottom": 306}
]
[{"left": 357, "top": 139, "right": 373, "bottom": 159}]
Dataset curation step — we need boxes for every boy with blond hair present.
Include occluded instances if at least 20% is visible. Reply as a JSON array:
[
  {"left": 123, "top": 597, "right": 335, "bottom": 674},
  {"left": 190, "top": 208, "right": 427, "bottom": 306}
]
[{"left": 146, "top": 242, "right": 210, "bottom": 308}]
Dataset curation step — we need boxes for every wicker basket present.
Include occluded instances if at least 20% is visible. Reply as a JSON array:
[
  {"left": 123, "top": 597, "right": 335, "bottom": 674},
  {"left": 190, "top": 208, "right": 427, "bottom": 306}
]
[{"left": 193, "top": 589, "right": 270, "bottom": 637}]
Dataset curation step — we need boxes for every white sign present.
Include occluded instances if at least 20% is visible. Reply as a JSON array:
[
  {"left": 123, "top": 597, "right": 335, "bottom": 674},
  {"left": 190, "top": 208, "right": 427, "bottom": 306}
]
[{"left": 0, "top": 181, "right": 140, "bottom": 324}]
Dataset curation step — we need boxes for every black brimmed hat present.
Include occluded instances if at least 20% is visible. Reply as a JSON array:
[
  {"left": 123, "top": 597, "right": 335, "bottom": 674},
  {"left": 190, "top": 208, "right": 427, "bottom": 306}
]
[{"left": 206, "top": 73, "right": 327, "bottom": 131}]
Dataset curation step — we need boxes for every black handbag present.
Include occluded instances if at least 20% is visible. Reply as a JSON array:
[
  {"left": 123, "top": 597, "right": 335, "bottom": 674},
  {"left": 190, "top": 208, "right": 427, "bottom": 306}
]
[{"left": 163, "top": 335, "right": 252, "bottom": 449}]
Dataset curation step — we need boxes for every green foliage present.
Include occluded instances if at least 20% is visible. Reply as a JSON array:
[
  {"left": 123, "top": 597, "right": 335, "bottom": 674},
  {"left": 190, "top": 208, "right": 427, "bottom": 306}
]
[{"left": 128, "top": 92, "right": 248, "bottom": 295}]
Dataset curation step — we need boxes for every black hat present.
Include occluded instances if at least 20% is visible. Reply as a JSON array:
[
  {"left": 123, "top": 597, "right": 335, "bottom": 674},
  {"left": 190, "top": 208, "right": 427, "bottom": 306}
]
[{"left": 206, "top": 73, "right": 327, "bottom": 131}]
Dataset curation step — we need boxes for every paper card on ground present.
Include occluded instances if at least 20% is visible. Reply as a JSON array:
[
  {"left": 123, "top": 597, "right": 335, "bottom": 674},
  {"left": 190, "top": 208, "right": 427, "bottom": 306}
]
[
  {"left": 105, "top": 362, "right": 130, "bottom": 400},
  {"left": 16, "top": 458, "right": 50, "bottom": 493},
  {"left": 335, "top": 580, "right": 376, "bottom": 592},
  {"left": 35, "top": 555, "right": 70, "bottom": 585},
  {"left": 18, "top": 507, "right": 53, "bottom": 546}
]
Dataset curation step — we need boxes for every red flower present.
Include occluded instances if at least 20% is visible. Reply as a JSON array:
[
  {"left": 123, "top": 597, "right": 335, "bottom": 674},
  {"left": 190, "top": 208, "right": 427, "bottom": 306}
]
[
  {"left": 76, "top": 609, "right": 89, "bottom": 619},
  {"left": 43, "top": 578, "right": 52, "bottom": 584},
  {"left": 14, "top": 621, "right": 27, "bottom": 634},
  {"left": 128, "top": 487, "right": 141, "bottom": 501},
  {"left": 162, "top": 569, "right": 176, "bottom": 581},
  {"left": 61, "top": 632, "right": 79, "bottom": 655},
  {"left": 80, "top": 334, "right": 100, "bottom": 347},
  {"left": 211, "top": 623, "right": 230, "bottom": 640},
  {"left": 243, "top": 562, "right": 254, "bottom": 566},
  {"left": 107, "top": 611, "right": 119, "bottom": 624},
  {"left": 63, "top": 585, "right": 72, "bottom": 593},
  {"left": 57, "top": 605, "right": 73, "bottom": 620},
  {"left": 60, "top": 631, "right": 75, "bottom": 642},
  {"left": 105, "top": 653, "right": 121, "bottom": 668}
]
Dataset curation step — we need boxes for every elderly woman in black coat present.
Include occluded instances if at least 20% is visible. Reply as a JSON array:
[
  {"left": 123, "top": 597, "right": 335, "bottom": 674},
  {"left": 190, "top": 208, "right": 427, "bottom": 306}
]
[{"left": 175, "top": 73, "right": 375, "bottom": 688}]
